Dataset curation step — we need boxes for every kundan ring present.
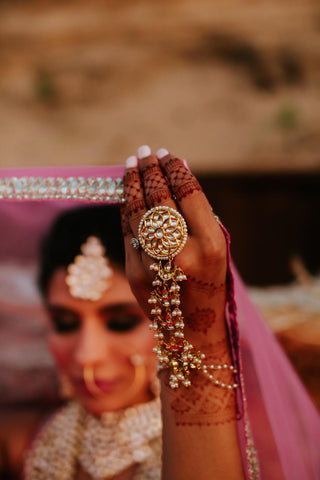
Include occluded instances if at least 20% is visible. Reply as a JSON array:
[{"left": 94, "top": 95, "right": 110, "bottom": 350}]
[
  {"left": 130, "top": 238, "right": 140, "bottom": 250},
  {"left": 138, "top": 206, "right": 188, "bottom": 260}
]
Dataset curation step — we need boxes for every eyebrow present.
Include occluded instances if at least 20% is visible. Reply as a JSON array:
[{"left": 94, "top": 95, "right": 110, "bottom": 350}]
[
  {"left": 98, "top": 303, "right": 142, "bottom": 315},
  {"left": 46, "top": 302, "right": 141, "bottom": 315},
  {"left": 46, "top": 304, "right": 79, "bottom": 315}
]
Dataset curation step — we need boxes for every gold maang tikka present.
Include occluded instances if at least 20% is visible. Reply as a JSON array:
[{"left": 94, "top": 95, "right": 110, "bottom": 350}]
[{"left": 66, "top": 236, "right": 113, "bottom": 301}]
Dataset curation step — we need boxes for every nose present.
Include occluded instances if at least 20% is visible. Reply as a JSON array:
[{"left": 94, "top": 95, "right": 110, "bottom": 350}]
[{"left": 74, "top": 315, "right": 111, "bottom": 367}]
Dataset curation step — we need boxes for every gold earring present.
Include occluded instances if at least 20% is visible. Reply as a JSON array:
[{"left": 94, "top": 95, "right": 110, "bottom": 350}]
[
  {"left": 128, "top": 354, "right": 148, "bottom": 398},
  {"left": 58, "top": 371, "right": 74, "bottom": 400},
  {"left": 149, "top": 371, "right": 161, "bottom": 398}
]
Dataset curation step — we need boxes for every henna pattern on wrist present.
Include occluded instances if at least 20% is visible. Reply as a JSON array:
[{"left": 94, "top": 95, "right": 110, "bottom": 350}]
[
  {"left": 167, "top": 339, "right": 237, "bottom": 426},
  {"left": 184, "top": 307, "right": 216, "bottom": 334},
  {"left": 164, "top": 157, "right": 203, "bottom": 201},
  {"left": 170, "top": 376, "right": 236, "bottom": 426},
  {"left": 186, "top": 277, "right": 226, "bottom": 298}
]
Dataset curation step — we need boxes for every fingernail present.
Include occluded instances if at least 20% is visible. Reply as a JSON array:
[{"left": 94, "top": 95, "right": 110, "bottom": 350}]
[
  {"left": 182, "top": 159, "right": 190, "bottom": 171},
  {"left": 137, "top": 145, "right": 151, "bottom": 159},
  {"left": 125, "top": 155, "right": 138, "bottom": 168},
  {"left": 156, "top": 148, "right": 169, "bottom": 159}
]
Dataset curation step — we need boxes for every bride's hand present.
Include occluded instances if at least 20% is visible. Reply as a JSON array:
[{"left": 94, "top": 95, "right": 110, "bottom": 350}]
[{"left": 121, "top": 146, "right": 228, "bottom": 345}]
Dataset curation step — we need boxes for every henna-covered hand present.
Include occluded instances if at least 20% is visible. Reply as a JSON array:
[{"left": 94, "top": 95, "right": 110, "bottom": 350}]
[
  {"left": 120, "top": 147, "right": 244, "bottom": 480},
  {"left": 121, "top": 146, "right": 228, "bottom": 343}
]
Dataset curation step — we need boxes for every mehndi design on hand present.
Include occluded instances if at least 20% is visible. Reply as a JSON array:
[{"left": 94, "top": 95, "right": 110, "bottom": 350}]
[
  {"left": 169, "top": 339, "right": 237, "bottom": 425},
  {"left": 163, "top": 157, "right": 203, "bottom": 202},
  {"left": 141, "top": 162, "right": 173, "bottom": 207},
  {"left": 184, "top": 307, "right": 217, "bottom": 335}
]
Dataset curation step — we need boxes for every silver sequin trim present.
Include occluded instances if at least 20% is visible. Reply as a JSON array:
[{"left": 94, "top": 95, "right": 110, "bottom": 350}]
[{"left": 0, "top": 176, "right": 124, "bottom": 202}]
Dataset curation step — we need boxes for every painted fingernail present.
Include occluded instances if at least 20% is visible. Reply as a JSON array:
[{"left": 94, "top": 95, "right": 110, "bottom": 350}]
[
  {"left": 125, "top": 155, "right": 138, "bottom": 168},
  {"left": 182, "top": 159, "right": 190, "bottom": 171},
  {"left": 137, "top": 145, "right": 151, "bottom": 159},
  {"left": 156, "top": 148, "right": 169, "bottom": 159}
]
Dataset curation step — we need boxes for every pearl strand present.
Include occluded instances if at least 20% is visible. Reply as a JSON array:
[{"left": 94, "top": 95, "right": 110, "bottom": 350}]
[{"left": 148, "top": 260, "right": 239, "bottom": 390}]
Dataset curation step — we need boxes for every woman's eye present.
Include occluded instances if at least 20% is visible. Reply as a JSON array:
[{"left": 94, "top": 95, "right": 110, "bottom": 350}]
[
  {"left": 106, "top": 313, "right": 142, "bottom": 333},
  {"left": 49, "top": 312, "right": 80, "bottom": 334}
]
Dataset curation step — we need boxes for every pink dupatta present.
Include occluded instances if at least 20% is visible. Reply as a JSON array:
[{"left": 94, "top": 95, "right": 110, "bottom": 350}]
[{"left": 0, "top": 165, "right": 319, "bottom": 479}]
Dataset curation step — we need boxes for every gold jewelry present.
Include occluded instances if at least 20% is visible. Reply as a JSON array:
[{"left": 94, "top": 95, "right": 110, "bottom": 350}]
[
  {"left": 65, "top": 236, "right": 113, "bottom": 301},
  {"left": 129, "top": 354, "right": 148, "bottom": 398},
  {"left": 83, "top": 356, "right": 149, "bottom": 399},
  {"left": 83, "top": 365, "right": 104, "bottom": 397},
  {"left": 24, "top": 399, "right": 162, "bottom": 480},
  {"left": 138, "top": 206, "right": 187, "bottom": 260},
  {"left": 138, "top": 206, "right": 238, "bottom": 390},
  {"left": 58, "top": 371, "right": 74, "bottom": 400}
]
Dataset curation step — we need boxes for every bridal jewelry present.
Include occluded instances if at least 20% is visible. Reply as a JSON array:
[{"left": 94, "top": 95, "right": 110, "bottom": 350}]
[
  {"left": 83, "top": 365, "right": 104, "bottom": 397},
  {"left": 83, "top": 356, "right": 148, "bottom": 399},
  {"left": 58, "top": 371, "right": 75, "bottom": 400},
  {"left": 66, "top": 236, "right": 113, "bottom": 301},
  {"left": 24, "top": 399, "right": 162, "bottom": 480},
  {"left": 138, "top": 206, "right": 238, "bottom": 390}
]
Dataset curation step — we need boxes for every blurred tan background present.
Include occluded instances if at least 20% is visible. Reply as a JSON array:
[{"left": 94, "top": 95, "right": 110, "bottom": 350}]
[
  {"left": 0, "top": 0, "right": 319, "bottom": 409},
  {"left": 0, "top": 0, "right": 320, "bottom": 171}
]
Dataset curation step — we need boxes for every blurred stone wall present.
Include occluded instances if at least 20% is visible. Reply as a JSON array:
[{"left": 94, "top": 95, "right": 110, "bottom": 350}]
[{"left": 0, "top": 0, "right": 319, "bottom": 171}]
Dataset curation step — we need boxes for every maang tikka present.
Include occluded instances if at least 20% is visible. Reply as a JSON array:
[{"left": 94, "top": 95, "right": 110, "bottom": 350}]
[{"left": 66, "top": 236, "right": 113, "bottom": 301}]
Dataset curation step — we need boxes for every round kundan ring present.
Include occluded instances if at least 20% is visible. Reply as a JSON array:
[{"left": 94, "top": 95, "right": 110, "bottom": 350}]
[
  {"left": 138, "top": 206, "right": 188, "bottom": 260},
  {"left": 130, "top": 238, "right": 140, "bottom": 250}
]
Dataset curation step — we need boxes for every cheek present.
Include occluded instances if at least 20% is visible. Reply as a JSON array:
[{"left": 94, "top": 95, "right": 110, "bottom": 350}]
[
  {"left": 47, "top": 332, "right": 76, "bottom": 369},
  {"left": 122, "top": 322, "right": 156, "bottom": 357}
]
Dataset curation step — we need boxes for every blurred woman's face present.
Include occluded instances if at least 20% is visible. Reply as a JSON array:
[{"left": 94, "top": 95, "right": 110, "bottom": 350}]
[{"left": 46, "top": 267, "right": 156, "bottom": 415}]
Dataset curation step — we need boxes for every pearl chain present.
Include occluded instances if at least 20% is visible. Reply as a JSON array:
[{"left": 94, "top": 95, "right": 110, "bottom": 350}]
[{"left": 148, "top": 261, "right": 238, "bottom": 390}]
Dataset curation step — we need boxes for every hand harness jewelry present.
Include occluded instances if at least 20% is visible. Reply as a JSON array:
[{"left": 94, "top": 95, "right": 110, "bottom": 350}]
[{"left": 138, "top": 206, "right": 238, "bottom": 390}]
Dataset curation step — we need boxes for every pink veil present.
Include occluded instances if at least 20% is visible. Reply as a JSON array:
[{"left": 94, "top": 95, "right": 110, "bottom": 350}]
[{"left": 0, "top": 165, "right": 319, "bottom": 479}]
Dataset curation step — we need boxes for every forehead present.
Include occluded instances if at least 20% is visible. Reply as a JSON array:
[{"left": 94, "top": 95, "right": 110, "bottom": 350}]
[{"left": 47, "top": 267, "right": 137, "bottom": 310}]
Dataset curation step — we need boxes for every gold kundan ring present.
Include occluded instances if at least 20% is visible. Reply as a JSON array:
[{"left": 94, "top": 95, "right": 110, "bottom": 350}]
[{"left": 138, "top": 206, "right": 188, "bottom": 260}]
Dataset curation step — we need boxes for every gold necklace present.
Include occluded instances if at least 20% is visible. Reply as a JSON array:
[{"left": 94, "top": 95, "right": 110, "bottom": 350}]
[{"left": 24, "top": 399, "right": 162, "bottom": 480}]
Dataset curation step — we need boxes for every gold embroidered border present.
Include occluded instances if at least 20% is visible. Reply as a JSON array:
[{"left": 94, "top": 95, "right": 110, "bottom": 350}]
[{"left": 245, "top": 413, "right": 260, "bottom": 480}]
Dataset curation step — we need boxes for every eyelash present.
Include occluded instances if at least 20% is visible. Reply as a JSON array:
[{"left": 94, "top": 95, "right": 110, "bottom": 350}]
[
  {"left": 51, "top": 316, "right": 80, "bottom": 334},
  {"left": 50, "top": 313, "right": 142, "bottom": 334},
  {"left": 107, "top": 314, "right": 142, "bottom": 332}
]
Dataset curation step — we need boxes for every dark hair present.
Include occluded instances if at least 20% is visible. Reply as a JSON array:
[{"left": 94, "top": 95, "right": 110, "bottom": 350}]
[{"left": 38, "top": 204, "right": 125, "bottom": 296}]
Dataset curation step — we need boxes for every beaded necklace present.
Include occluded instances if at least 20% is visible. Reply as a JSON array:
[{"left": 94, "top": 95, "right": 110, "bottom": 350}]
[{"left": 24, "top": 399, "right": 162, "bottom": 480}]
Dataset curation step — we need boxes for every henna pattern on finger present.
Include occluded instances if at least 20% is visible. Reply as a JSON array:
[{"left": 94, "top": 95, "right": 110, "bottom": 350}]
[
  {"left": 164, "top": 157, "right": 203, "bottom": 201},
  {"left": 141, "top": 163, "right": 173, "bottom": 207},
  {"left": 186, "top": 277, "right": 226, "bottom": 298},
  {"left": 184, "top": 307, "right": 216, "bottom": 334},
  {"left": 168, "top": 339, "right": 237, "bottom": 426},
  {"left": 123, "top": 169, "right": 146, "bottom": 216}
]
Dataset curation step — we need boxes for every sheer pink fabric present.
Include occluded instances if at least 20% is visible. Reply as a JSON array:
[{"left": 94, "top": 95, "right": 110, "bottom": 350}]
[{"left": 0, "top": 166, "right": 319, "bottom": 479}]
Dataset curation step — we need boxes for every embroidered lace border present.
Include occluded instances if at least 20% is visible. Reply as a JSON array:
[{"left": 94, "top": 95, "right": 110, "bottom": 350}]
[{"left": 0, "top": 176, "right": 124, "bottom": 202}]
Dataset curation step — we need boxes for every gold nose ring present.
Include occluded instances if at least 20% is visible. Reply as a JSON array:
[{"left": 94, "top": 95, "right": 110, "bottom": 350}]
[{"left": 83, "top": 365, "right": 104, "bottom": 397}]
